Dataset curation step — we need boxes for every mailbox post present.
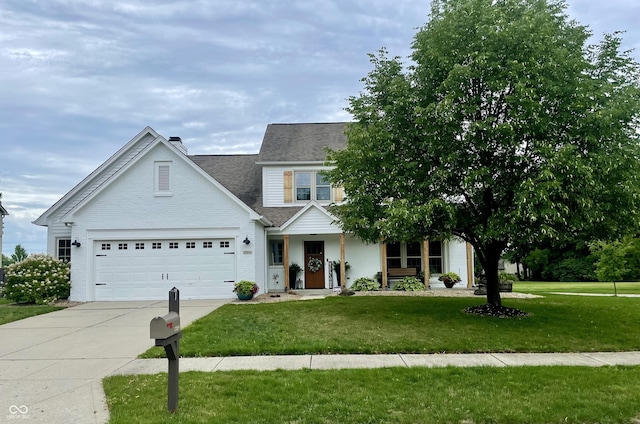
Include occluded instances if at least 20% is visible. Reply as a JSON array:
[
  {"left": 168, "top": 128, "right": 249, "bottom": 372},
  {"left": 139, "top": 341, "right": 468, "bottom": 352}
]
[{"left": 150, "top": 287, "right": 182, "bottom": 413}]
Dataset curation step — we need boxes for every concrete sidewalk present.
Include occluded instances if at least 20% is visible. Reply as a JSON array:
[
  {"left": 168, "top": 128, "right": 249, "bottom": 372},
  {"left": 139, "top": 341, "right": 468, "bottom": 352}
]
[
  {"left": 114, "top": 351, "right": 640, "bottom": 375},
  {"left": 0, "top": 300, "right": 230, "bottom": 424}
]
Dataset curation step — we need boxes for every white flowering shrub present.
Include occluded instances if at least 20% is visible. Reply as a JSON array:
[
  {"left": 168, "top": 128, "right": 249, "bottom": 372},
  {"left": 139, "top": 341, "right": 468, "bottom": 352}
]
[{"left": 3, "top": 254, "right": 71, "bottom": 304}]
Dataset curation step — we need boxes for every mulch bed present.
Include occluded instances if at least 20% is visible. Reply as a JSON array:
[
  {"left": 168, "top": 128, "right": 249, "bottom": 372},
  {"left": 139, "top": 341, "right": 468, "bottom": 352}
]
[{"left": 465, "top": 303, "right": 531, "bottom": 318}]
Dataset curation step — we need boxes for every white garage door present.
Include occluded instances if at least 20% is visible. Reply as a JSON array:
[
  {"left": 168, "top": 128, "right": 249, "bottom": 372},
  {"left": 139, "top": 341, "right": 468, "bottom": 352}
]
[{"left": 94, "top": 238, "right": 236, "bottom": 301}]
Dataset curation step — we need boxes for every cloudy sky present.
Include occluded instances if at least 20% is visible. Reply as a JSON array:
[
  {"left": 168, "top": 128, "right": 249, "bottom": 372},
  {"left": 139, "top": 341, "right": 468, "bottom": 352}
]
[{"left": 1, "top": 0, "right": 639, "bottom": 257}]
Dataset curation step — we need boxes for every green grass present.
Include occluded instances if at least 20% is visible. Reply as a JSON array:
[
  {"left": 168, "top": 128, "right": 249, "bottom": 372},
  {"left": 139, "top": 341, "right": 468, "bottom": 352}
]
[
  {"left": 104, "top": 366, "right": 640, "bottom": 423},
  {"left": 141, "top": 295, "right": 640, "bottom": 358},
  {"left": 0, "top": 297, "right": 63, "bottom": 325},
  {"left": 515, "top": 281, "right": 640, "bottom": 295}
]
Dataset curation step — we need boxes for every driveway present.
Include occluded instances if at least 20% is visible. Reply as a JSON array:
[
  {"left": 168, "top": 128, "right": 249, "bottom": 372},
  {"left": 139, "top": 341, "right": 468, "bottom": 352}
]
[{"left": 0, "top": 299, "right": 229, "bottom": 423}]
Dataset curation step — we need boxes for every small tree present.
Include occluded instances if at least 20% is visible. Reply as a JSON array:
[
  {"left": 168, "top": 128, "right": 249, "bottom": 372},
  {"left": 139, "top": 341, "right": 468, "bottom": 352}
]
[{"left": 11, "top": 245, "right": 28, "bottom": 263}]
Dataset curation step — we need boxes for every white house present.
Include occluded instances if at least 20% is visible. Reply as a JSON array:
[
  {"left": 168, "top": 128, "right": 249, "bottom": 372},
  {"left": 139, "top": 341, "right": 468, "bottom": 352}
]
[{"left": 35, "top": 123, "right": 474, "bottom": 301}]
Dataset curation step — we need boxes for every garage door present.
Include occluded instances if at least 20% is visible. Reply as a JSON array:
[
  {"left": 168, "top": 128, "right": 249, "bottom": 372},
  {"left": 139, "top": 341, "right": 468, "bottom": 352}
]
[{"left": 94, "top": 239, "right": 236, "bottom": 301}]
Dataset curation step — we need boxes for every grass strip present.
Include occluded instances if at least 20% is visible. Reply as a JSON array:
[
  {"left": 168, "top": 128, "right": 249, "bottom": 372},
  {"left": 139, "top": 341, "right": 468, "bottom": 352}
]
[
  {"left": 141, "top": 295, "right": 640, "bottom": 358},
  {"left": 104, "top": 366, "right": 640, "bottom": 424},
  {"left": 0, "top": 298, "right": 63, "bottom": 325}
]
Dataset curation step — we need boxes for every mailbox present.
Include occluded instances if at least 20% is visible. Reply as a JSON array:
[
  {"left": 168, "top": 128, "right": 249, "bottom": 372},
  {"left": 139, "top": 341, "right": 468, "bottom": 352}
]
[{"left": 150, "top": 312, "right": 181, "bottom": 340}]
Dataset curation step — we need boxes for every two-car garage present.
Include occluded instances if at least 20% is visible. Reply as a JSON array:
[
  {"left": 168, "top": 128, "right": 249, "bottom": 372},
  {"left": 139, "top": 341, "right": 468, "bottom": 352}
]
[{"left": 93, "top": 238, "right": 237, "bottom": 301}]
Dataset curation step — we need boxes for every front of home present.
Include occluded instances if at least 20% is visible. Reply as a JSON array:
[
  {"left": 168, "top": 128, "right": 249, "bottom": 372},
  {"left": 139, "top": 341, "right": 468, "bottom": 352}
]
[{"left": 35, "top": 123, "right": 474, "bottom": 301}]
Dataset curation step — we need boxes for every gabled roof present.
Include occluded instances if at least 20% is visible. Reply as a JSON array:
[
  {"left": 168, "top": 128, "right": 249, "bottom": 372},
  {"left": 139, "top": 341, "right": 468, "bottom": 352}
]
[
  {"left": 0, "top": 203, "right": 8, "bottom": 216},
  {"left": 190, "top": 122, "right": 349, "bottom": 227},
  {"left": 258, "top": 122, "right": 347, "bottom": 162},
  {"left": 36, "top": 127, "right": 268, "bottom": 226},
  {"left": 34, "top": 127, "right": 161, "bottom": 226}
]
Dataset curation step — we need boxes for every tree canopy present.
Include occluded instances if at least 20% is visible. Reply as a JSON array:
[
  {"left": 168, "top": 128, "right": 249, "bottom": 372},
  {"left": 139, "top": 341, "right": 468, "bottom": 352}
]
[{"left": 327, "top": 0, "right": 640, "bottom": 307}]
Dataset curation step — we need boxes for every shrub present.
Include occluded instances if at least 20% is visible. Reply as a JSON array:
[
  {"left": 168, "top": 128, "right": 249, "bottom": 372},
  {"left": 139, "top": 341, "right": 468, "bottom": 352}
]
[
  {"left": 233, "top": 280, "right": 259, "bottom": 296},
  {"left": 350, "top": 277, "right": 379, "bottom": 291},
  {"left": 3, "top": 254, "right": 70, "bottom": 304},
  {"left": 393, "top": 276, "right": 425, "bottom": 291}
]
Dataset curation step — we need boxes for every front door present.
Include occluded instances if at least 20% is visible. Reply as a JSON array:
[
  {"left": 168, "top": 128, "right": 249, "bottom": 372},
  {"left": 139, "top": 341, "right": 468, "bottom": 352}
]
[{"left": 304, "top": 241, "right": 325, "bottom": 289}]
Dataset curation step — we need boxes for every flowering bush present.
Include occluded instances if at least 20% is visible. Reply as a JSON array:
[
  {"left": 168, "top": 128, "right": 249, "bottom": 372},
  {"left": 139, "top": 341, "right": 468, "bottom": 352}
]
[
  {"left": 3, "top": 254, "right": 71, "bottom": 304},
  {"left": 393, "top": 276, "right": 425, "bottom": 291}
]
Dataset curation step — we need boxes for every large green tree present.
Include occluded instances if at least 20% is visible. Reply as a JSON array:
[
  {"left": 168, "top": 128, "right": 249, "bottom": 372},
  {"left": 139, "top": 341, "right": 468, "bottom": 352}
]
[{"left": 327, "top": 0, "right": 640, "bottom": 307}]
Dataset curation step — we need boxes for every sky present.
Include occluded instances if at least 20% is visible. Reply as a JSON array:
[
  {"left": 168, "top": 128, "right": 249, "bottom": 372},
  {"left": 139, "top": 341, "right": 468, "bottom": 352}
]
[{"left": 1, "top": 0, "right": 639, "bottom": 257}]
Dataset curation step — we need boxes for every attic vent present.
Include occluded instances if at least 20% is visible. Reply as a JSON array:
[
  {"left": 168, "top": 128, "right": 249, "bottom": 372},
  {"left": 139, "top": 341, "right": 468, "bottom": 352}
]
[
  {"left": 155, "top": 161, "right": 172, "bottom": 195},
  {"left": 168, "top": 136, "right": 188, "bottom": 154}
]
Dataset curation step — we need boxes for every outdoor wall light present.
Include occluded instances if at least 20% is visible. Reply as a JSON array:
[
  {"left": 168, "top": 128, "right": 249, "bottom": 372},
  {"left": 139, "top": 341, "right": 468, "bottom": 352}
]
[
  {"left": 243, "top": 237, "right": 251, "bottom": 245},
  {"left": 71, "top": 240, "right": 81, "bottom": 247}
]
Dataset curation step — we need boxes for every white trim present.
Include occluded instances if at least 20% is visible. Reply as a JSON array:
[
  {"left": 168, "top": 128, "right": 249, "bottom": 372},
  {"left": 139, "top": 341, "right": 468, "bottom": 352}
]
[{"left": 277, "top": 201, "right": 341, "bottom": 233}]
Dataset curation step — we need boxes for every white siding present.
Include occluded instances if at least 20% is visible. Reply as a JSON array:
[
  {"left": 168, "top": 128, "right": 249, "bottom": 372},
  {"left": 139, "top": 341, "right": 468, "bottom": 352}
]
[
  {"left": 263, "top": 167, "right": 286, "bottom": 206},
  {"left": 284, "top": 207, "right": 341, "bottom": 235},
  {"left": 67, "top": 143, "right": 262, "bottom": 301}
]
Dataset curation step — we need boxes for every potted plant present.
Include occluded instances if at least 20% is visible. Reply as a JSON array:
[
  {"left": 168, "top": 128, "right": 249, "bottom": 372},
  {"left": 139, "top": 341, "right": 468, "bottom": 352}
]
[
  {"left": 288, "top": 263, "right": 302, "bottom": 289},
  {"left": 498, "top": 272, "right": 515, "bottom": 292},
  {"left": 438, "top": 271, "right": 461, "bottom": 288},
  {"left": 233, "top": 280, "right": 259, "bottom": 300},
  {"left": 332, "top": 260, "right": 351, "bottom": 287}
]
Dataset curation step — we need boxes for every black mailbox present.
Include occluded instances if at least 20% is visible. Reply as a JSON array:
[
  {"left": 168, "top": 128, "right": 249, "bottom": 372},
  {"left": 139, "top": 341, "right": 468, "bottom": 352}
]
[{"left": 150, "top": 312, "right": 181, "bottom": 340}]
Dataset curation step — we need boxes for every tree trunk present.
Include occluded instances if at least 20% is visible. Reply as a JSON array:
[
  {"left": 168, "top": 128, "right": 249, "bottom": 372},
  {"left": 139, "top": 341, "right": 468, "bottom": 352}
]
[{"left": 477, "top": 242, "right": 503, "bottom": 307}]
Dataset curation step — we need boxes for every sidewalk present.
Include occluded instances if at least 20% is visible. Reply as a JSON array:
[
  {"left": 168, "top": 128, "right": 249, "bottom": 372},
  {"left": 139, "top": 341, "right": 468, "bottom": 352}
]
[{"left": 113, "top": 351, "right": 640, "bottom": 375}]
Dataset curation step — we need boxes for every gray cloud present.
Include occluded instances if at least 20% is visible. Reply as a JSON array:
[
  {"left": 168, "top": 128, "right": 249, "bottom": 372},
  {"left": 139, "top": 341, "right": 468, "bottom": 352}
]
[{"left": 0, "top": 0, "right": 638, "bottom": 255}]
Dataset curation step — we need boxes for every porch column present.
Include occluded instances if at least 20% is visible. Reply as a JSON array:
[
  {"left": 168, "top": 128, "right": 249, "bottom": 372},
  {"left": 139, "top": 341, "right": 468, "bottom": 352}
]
[
  {"left": 422, "top": 240, "right": 430, "bottom": 287},
  {"left": 340, "top": 233, "right": 346, "bottom": 288},
  {"left": 466, "top": 242, "right": 473, "bottom": 288},
  {"left": 284, "top": 235, "right": 290, "bottom": 290},
  {"left": 381, "top": 242, "right": 388, "bottom": 289}
]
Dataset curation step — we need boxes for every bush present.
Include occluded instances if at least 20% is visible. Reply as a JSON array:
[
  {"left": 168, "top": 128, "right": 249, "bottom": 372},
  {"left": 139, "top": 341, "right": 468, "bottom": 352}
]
[
  {"left": 350, "top": 277, "right": 379, "bottom": 291},
  {"left": 393, "top": 276, "right": 425, "bottom": 291},
  {"left": 3, "top": 254, "right": 70, "bottom": 304}
]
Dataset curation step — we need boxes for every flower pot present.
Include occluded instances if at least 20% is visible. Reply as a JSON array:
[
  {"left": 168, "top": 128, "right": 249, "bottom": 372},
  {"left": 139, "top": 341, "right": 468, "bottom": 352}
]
[
  {"left": 444, "top": 281, "right": 456, "bottom": 288},
  {"left": 237, "top": 293, "right": 254, "bottom": 301}
]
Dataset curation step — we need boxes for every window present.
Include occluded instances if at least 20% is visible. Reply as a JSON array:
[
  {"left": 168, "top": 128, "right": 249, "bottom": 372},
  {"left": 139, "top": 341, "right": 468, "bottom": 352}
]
[
  {"left": 386, "top": 242, "right": 422, "bottom": 270},
  {"left": 428, "top": 240, "right": 443, "bottom": 274},
  {"left": 152, "top": 242, "right": 162, "bottom": 249},
  {"left": 169, "top": 242, "right": 179, "bottom": 249},
  {"left": 154, "top": 161, "right": 172, "bottom": 195},
  {"left": 118, "top": 243, "right": 128, "bottom": 250},
  {"left": 101, "top": 243, "right": 111, "bottom": 251},
  {"left": 203, "top": 241, "right": 213, "bottom": 248},
  {"left": 186, "top": 242, "right": 195, "bottom": 249},
  {"left": 135, "top": 243, "right": 145, "bottom": 250},
  {"left": 219, "top": 241, "right": 229, "bottom": 248},
  {"left": 57, "top": 239, "right": 71, "bottom": 262},
  {"left": 294, "top": 171, "right": 332, "bottom": 202},
  {"left": 270, "top": 240, "right": 283, "bottom": 265}
]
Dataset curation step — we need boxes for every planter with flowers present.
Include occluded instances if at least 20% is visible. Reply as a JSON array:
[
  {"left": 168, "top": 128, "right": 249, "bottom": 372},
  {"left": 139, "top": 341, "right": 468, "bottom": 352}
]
[
  {"left": 438, "top": 272, "right": 461, "bottom": 288},
  {"left": 233, "top": 280, "right": 259, "bottom": 300}
]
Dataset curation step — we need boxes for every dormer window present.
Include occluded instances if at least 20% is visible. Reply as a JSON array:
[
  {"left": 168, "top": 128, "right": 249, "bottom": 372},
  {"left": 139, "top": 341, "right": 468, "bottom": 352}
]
[{"left": 295, "top": 171, "right": 331, "bottom": 202}]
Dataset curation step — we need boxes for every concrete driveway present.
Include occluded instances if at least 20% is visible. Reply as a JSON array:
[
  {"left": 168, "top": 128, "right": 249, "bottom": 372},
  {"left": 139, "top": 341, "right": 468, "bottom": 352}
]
[{"left": 0, "top": 299, "right": 229, "bottom": 423}]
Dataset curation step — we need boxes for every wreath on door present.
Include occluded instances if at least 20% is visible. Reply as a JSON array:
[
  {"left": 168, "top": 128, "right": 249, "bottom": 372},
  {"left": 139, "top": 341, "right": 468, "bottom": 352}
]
[{"left": 307, "top": 257, "right": 323, "bottom": 273}]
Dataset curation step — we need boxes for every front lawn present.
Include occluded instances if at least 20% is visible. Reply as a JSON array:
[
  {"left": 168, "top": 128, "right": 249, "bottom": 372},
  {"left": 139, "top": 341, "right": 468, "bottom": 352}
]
[
  {"left": 141, "top": 294, "right": 640, "bottom": 358},
  {"left": 0, "top": 297, "right": 64, "bottom": 325},
  {"left": 104, "top": 366, "right": 640, "bottom": 424},
  {"left": 515, "top": 281, "right": 640, "bottom": 295}
]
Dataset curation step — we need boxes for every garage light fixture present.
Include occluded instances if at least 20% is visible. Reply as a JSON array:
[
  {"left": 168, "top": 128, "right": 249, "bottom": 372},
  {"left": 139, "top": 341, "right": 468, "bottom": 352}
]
[
  {"left": 243, "top": 236, "right": 251, "bottom": 245},
  {"left": 71, "top": 240, "right": 81, "bottom": 247}
]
